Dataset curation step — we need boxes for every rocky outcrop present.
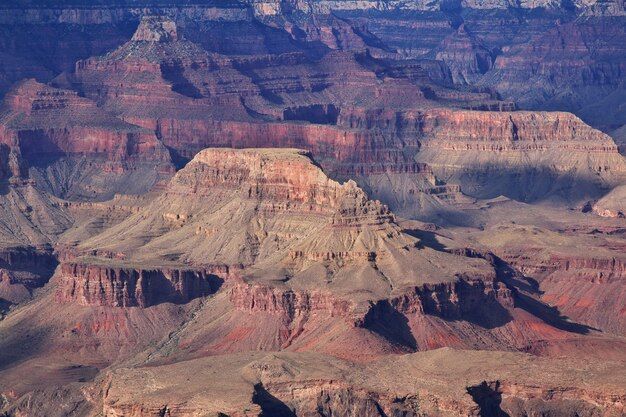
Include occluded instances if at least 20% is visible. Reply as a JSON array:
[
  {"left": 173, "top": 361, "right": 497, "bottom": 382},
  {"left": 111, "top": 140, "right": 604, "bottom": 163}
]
[
  {"left": 592, "top": 185, "right": 626, "bottom": 217},
  {"left": 171, "top": 148, "right": 395, "bottom": 227},
  {"left": 131, "top": 15, "right": 179, "bottom": 42},
  {"left": 434, "top": 25, "right": 494, "bottom": 85},
  {"left": 56, "top": 263, "right": 229, "bottom": 307},
  {"left": 229, "top": 276, "right": 513, "bottom": 322},
  {"left": 0, "top": 80, "right": 171, "bottom": 164}
]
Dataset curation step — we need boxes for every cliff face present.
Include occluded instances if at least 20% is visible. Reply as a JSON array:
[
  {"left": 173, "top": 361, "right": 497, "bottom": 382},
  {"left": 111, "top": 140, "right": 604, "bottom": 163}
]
[
  {"left": 416, "top": 110, "right": 626, "bottom": 201},
  {"left": 58, "top": 15, "right": 626, "bottom": 208},
  {"left": 56, "top": 263, "right": 228, "bottom": 307},
  {"left": 1, "top": 80, "right": 171, "bottom": 163},
  {"left": 54, "top": 148, "right": 559, "bottom": 356}
]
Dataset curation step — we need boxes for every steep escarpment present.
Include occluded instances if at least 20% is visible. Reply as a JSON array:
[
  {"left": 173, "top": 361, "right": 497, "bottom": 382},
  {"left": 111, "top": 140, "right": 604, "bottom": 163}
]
[
  {"left": 46, "top": 148, "right": 524, "bottom": 357},
  {"left": 416, "top": 110, "right": 626, "bottom": 201},
  {"left": 0, "top": 80, "right": 174, "bottom": 200},
  {"left": 62, "top": 17, "right": 626, "bottom": 209},
  {"left": 56, "top": 263, "right": 228, "bottom": 307}
]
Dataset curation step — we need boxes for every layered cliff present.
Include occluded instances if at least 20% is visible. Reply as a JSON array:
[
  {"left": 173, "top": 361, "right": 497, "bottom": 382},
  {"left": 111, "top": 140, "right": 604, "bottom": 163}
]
[
  {"left": 415, "top": 109, "right": 626, "bottom": 201},
  {"left": 56, "top": 263, "right": 228, "bottom": 307},
  {"left": 0, "top": 80, "right": 174, "bottom": 200},
  {"left": 47, "top": 148, "right": 610, "bottom": 364},
  {"left": 62, "top": 147, "right": 486, "bottom": 291}
]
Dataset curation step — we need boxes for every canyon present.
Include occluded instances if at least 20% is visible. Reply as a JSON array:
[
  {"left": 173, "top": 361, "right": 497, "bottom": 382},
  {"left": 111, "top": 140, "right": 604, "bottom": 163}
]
[{"left": 0, "top": 2, "right": 625, "bottom": 417}]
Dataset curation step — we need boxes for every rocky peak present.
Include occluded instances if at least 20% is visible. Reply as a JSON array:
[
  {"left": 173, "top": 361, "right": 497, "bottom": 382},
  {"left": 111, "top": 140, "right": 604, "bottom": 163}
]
[{"left": 131, "top": 16, "right": 179, "bottom": 42}]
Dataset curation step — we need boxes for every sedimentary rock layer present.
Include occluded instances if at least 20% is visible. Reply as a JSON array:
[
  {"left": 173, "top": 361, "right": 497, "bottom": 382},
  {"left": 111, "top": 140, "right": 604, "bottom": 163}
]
[{"left": 56, "top": 263, "right": 228, "bottom": 307}]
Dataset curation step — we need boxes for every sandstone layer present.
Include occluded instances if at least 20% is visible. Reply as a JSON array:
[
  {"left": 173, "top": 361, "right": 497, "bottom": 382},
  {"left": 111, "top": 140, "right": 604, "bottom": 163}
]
[{"left": 0, "top": 80, "right": 174, "bottom": 200}]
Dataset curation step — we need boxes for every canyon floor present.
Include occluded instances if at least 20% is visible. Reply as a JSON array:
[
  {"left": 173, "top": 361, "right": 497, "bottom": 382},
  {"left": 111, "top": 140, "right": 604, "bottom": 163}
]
[{"left": 0, "top": 1, "right": 626, "bottom": 416}]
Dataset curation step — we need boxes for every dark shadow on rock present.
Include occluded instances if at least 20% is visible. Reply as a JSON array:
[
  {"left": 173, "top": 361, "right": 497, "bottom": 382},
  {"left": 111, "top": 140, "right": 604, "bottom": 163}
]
[
  {"left": 491, "top": 254, "right": 596, "bottom": 335},
  {"left": 422, "top": 278, "right": 514, "bottom": 329},
  {"left": 0, "top": 246, "right": 59, "bottom": 292},
  {"left": 439, "top": 166, "right": 613, "bottom": 206},
  {"left": 0, "top": 320, "right": 50, "bottom": 372},
  {"left": 460, "top": 298, "right": 513, "bottom": 330},
  {"left": 283, "top": 104, "right": 340, "bottom": 125},
  {"left": 165, "top": 146, "right": 191, "bottom": 171},
  {"left": 253, "top": 383, "right": 296, "bottom": 417},
  {"left": 160, "top": 61, "right": 203, "bottom": 99},
  {"left": 514, "top": 291, "right": 597, "bottom": 334},
  {"left": 467, "top": 381, "right": 510, "bottom": 417},
  {"left": 362, "top": 300, "right": 417, "bottom": 351},
  {"left": 403, "top": 229, "right": 448, "bottom": 252},
  {"left": 141, "top": 271, "right": 224, "bottom": 307}
]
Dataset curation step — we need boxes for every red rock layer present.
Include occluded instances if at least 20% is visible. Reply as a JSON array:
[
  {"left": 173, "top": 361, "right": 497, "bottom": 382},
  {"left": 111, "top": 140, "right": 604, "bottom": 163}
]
[
  {"left": 225, "top": 275, "right": 523, "bottom": 354},
  {"left": 56, "top": 263, "right": 230, "bottom": 307},
  {"left": 0, "top": 80, "right": 172, "bottom": 167},
  {"left": 170, "top": 148, "right": 395, "bottom": 225},
  {"left": 419, "top": 109, "right": 620, "bottom": 152},
  {"left": 502, "top": 250, "right": 626, "bottom": 335}
]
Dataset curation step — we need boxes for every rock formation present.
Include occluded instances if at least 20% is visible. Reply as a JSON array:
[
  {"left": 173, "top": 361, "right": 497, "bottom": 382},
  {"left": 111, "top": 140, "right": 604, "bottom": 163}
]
[
  {"left": 49, "top": 148, "right": 608, "bottom": 361},
  {"left": 415, "top": 110, "right": 626, "bottom": 201},
  {"left": 0, "top": 3, "right": 625, "bottom": 417}
]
